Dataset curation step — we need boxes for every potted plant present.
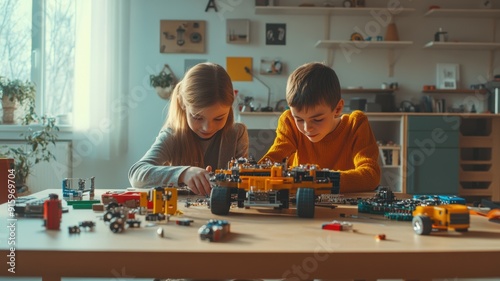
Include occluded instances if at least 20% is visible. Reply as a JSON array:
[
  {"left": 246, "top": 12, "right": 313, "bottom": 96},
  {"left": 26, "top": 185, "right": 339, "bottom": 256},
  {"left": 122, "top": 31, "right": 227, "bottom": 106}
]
[
  {"left": 0, "top": 116, "right": 59, "bottom": 195},
  {"left": 0, "top": 76, "right": 36, "bottom": 124},
  {"left": 149, "top": 64, "right": 176, "bottom": 100}
]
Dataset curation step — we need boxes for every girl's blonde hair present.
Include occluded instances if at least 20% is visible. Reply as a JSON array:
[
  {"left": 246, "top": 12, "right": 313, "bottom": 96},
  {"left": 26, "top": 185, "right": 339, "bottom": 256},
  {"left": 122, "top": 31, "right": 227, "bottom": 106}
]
[{"left": 163, "top": 62, "right": 235, "bottom": 166}]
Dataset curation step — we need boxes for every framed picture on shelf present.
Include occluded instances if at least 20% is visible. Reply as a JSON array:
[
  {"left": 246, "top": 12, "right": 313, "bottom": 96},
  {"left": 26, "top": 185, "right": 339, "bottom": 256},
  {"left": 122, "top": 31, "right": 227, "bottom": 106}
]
[{"left": 436, "top": 63, "right": 459, "bottom": 89}]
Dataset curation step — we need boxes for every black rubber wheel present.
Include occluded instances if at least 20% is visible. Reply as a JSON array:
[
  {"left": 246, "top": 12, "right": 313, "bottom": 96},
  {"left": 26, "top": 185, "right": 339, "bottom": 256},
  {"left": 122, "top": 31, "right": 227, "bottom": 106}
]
[
  {"left": 109, "top": 217, "right": 124, "bottom": 233},
  {"left": 210, "top": 187, "right": 231, "bottom": 215},
  {"left": 237, "top": 188, "right": 246, "bottom": 208},
  {"left": 296, "top": 188, "right": 315, "bottom": 218},
  {"left": 277, "top": 189, "right": 290, "bottom": 209},
  {"left": 412, "top": 215, "right": 432, "bottom": 235}
]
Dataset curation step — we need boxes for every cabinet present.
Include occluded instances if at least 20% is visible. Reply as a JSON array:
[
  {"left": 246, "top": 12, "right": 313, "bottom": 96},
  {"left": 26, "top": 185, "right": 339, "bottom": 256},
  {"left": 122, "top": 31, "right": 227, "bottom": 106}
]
[
  {"left": 459, "top": 116, "right": 500, "bottom": 201},
  {"left": 369, "top": 114, "right": 404, "bottom": 193},
  {"left": 405, "top": 116, "right": 460, "bottom": 195}
]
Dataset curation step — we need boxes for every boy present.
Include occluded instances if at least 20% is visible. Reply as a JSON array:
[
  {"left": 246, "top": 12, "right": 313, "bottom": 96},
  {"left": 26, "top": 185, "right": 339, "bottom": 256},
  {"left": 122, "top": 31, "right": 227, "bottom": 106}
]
[{"left": 259, "top": 62, "right": 380, "bottom": 192}]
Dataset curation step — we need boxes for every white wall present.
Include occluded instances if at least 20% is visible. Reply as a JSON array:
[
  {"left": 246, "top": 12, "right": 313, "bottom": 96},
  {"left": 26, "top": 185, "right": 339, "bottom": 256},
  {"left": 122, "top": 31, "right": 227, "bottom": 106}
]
[{"left": 74, "top": 0, "right": 500, "bottom": 189}]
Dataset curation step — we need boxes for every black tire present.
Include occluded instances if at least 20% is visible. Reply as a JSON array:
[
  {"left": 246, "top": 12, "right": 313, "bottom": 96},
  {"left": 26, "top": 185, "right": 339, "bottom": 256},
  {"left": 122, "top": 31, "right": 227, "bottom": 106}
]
[
  {"left": 237, "top": 188, "right": 246, "bottom": 208},
  {"left": 106, "top": 202, "right": 119, "bottom": 210},
  {"left": 412, "top": 215, "right": 432, "bottom": 235},
  {"left": 296, "top": 188, "right": 315, "bottom": 218},
  {"left": 210, "top": 187, "right": 231, "bottom": 215},
  {"left": 277, "top": 189, "right": 290, "bottom": 209},
  {"left": 109, "top": 217, "right": 124, "bottom": 233}
]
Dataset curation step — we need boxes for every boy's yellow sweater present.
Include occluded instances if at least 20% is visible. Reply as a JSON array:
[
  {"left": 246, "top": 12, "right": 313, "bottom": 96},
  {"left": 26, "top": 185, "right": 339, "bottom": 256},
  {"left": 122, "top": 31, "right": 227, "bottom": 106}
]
[{"left": 260, "top": 110, "right": 381, "bottom": 193}]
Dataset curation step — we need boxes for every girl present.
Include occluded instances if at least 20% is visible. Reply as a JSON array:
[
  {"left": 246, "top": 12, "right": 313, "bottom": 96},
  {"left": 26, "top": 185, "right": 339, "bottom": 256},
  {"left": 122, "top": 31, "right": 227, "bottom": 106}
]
[{"left": 129, "top": 63, "right": 248, "bottom": 195}]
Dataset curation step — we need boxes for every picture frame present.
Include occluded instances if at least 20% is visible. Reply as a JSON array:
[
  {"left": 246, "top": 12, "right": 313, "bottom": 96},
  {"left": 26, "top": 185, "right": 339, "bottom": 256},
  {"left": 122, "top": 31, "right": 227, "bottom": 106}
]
[
  {"left": 160, "top": 20, "right": 206, "bottom": 53},
  {"left": 436, "top": 63, "right": 459, "bottom": 89},
  {"left": 265, "top": 23, "right": 286, "bottom": 45},
  {"left": 227, "top": 19, "right": 250, "bottom": 44}
]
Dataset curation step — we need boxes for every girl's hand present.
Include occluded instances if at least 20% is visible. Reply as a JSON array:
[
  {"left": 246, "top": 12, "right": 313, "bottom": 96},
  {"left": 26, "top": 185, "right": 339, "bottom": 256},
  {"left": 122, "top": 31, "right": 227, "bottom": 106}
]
[{"left": 179, "top": 166, "right": 212, "bottom": 195}]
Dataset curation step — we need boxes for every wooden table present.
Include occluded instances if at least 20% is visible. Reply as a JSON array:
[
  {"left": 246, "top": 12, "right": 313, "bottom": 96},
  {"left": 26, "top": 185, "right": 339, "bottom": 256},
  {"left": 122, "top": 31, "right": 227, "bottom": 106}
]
[{"left": 1, "top": 189, "right": 500, "bottom": 281}]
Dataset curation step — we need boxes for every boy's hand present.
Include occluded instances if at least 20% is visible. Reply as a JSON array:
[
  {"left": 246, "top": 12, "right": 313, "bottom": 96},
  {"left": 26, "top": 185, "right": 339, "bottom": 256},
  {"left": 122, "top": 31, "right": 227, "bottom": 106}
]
[{"left": 179, "top": 167, "right": 212, "bottom": 196}]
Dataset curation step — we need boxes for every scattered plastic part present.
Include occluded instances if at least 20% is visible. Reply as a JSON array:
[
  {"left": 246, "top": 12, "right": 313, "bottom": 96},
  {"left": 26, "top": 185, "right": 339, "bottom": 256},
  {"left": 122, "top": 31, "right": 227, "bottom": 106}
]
[
  {"left": 176, "top": 219, "right": 194, "bottom": 226},
  {"left": 199, "top": 219, "right": 230, "bottom": 242},
  {"left": 157, "top": 227, "right": 165, "bottom": 238},
  {"left": 321, "top": 220, "right": 353, "bottom": 231},
  {"left": 470, "top": 209, "right": 500, "bottom": 221},
  {"left": 68, "top": 225, "right": 81, "bottom": 234}
]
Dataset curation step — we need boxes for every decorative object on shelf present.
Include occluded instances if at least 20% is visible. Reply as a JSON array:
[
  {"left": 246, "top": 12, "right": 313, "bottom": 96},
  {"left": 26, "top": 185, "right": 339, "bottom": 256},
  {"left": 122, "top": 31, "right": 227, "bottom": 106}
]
[
  {"left": 266, "top": 23, "right": 286, "bottom": 45},
  {"left": 434, "top": 27, "right": 448, "bottom": 42},
  {"left": 0, "top": 76, "right": 36, "bottom": 124},
  {"left": 226, "top": 19, "right": 250, "bottom": 44},
  {"left": 149, "top": 64, "right": 177, "bottom": 100},
  {"left": 350, "top": 32, "right": 363, "bottom": 41},
  {"left": 349, "top": 98, "right": 367, "bottom": 111},
  {"left": 260, "top": 59, "right": 283, "bottom": 75},
  {"left": 436, "top": 63, "right": 459, "bottom": 89},
  {"left": 385, "top": 22, "right": 399, "bottom": 41},
  {"left": 399, "top": 100, "right": 416, "bottom": 112},
  {"left": 0, "top": 116, "right": 59, "bottom": 195},
  {"left": 355, "top": 0, "right": 365, "bottom": 7},
  {"left": 160, "top": 20, "right": 206, "bottom": 53},
  {"left": 275, "top": 99, "right": 288, "bottom": 112},
  {"left": 423, "top": 85, "right": 436, "bottom": 91},
  {"left": 389, "top": 82, "right": 399, "bottom": 90},
  {"left": 343, "top": 0, "right": 354, "bottom": 7},
  {"left": 378, "top": 141, "right": 400, "bottom": 167}
]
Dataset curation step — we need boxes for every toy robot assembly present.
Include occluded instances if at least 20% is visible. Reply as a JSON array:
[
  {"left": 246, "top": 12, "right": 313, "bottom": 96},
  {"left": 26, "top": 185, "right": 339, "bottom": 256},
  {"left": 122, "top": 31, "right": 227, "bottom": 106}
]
[{"left": 17, "top": 158, "right": 489, "bottom": 240}]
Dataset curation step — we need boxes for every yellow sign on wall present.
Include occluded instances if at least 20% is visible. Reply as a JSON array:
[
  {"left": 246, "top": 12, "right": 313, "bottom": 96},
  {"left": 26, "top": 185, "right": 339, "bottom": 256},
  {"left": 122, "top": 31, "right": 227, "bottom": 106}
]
[{"left": 226, "top": 57, "right": 252, "bottom": 81}]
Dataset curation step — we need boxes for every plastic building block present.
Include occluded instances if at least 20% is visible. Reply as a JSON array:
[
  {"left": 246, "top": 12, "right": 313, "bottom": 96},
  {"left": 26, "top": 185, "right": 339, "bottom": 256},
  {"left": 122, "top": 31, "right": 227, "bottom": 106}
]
[
  {"left": 210, "top": 158, "right": 340, "bottom": 218},
  {"left": 321, "top": 220, "right": 353, "bottom": 231},
  {"left": 199, "top": 219, "right": 230, "bottom": 242},
  {"left": 176, "top": 219, "right": 194, "bottom": 226},
  {"left": 68, "top": 225, "right": 81, "bottom": 234},
  {"left": 79, "top": 220, "right": 96, "bottom": 229},
  {"left": 44, "top": 193, "right": 62, "bottom": 230},
  {"left": 412, "top": 204, "right": 470, "bottom": 235}
]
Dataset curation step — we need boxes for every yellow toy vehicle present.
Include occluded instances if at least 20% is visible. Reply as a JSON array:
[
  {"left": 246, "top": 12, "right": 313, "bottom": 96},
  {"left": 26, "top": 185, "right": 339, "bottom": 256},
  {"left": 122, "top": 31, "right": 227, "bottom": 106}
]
[
  {"left": 210, "top": 159, "right": 340, "bottom": 218},
  {"left": 412, "top": 204, "right": 470, "bottom": 235}
]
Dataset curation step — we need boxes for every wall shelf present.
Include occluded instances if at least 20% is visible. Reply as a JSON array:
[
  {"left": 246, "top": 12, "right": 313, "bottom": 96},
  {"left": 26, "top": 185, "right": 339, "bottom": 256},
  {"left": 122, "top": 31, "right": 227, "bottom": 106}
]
[
  {"left": 424, "top": 41, "right": 500, "bottom": 50},
  {"left": 422, "top": 89, "right": 487, "bottom": 94},
  {"left": 255, "top": 6, "right": 415, "bottom": 16},
  {"left": 316, "top": 40, "right": 412, "bottom": 77},
  {"left": 342, "top": 88, "right": 396, "bottom": 94},
  {"left": 424, "top": 8, "right": 500, "bottom": 19},
  {"left": 316, "top": 40, "right": 413, "bottom": 49}
]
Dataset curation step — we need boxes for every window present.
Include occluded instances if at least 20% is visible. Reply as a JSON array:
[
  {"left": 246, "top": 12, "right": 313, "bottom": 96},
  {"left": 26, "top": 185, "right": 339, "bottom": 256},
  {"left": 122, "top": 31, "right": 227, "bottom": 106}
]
[{"left": 0, "top": 0, "right": 76, "bottom": 124}]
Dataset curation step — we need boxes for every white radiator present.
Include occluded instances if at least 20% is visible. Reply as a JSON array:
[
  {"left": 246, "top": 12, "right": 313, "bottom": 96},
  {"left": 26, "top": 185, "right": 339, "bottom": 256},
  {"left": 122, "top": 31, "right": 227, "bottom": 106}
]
[{"left": 0, "top": 140, "right": 72, "bottom": 194}]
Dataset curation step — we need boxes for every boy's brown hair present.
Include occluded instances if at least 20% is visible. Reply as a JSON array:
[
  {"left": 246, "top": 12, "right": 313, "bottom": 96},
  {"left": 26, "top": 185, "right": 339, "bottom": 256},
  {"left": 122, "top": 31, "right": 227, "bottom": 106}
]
[{"left": 286, "top": 62, "right": 341, "bottom": 112}]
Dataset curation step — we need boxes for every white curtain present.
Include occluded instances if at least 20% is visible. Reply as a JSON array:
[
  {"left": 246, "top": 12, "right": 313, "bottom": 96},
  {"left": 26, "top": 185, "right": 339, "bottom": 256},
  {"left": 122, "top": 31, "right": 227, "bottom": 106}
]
[{"left": 73, "top": 0, "right": 129, "bottom": 159}]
